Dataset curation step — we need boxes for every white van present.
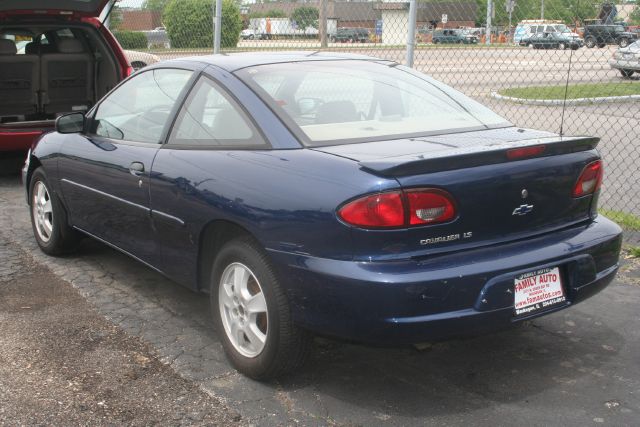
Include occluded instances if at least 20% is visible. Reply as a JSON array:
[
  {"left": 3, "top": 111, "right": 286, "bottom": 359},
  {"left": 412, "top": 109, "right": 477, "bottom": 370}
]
[{"left": 514, "top": 20, "right": 579, "bottom": 43}]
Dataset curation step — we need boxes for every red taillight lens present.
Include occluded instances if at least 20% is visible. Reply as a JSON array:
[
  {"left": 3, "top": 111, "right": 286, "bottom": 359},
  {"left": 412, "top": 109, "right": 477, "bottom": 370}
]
[
  {"left": 338, "top": 191, "right": 405, "bottom": 228},
  {"left": 126, "top": 66, "right": 134, "bottom": 76},
  {"left": 406, "top": 189, "right": 456, "bottom": 225},
  {"left": 573, "top": 160, "right": 603, "bottom": 197},
  {"left": 338, "top": 189, "right": 457, "bottom": 228},
  {"left": 506, "top": 145, "right": 546, "bottom": 160}
]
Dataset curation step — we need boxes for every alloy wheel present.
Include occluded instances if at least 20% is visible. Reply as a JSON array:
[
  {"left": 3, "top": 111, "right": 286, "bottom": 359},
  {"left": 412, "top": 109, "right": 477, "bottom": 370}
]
[
  {"left": 32, "top": 181, "right": 53, "bottom": 243},
  {"left": 218, "top": 262, "right": 268, "bottom": 358}
]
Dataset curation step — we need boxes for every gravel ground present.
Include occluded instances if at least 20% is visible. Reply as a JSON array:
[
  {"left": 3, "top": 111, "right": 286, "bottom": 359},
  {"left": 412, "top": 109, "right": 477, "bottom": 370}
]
[{"left": 0, "top": 240, "right": 243, "bottom": 426}]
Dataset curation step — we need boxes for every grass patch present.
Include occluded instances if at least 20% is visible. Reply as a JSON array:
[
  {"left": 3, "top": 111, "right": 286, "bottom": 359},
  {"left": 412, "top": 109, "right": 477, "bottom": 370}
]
[
  {"left": 500, "top": 82, "right": 640, "bottom": 100},
  {"left": 629, "top": 247, "right": 640, "bottom": 258},
  {"left": 600, "top": 209, "right": 640, "bottom": 231}
]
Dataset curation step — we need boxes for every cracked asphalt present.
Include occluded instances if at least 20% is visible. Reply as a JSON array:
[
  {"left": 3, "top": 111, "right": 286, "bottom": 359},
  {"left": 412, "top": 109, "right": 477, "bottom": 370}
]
[{"left": 1, "top": 174, "right": 639, "bottom": 426}]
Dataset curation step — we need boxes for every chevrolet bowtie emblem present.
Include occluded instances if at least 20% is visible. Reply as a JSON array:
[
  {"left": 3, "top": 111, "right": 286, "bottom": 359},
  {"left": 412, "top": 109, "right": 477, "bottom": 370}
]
[{"left": 512, "top": 204, "right": 534, "bottom": 216}]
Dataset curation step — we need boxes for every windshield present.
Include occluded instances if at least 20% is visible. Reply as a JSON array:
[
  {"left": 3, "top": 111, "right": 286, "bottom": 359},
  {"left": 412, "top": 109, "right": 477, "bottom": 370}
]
[{"left": 237, "top": 60, "right": 510, "bottom": 146}]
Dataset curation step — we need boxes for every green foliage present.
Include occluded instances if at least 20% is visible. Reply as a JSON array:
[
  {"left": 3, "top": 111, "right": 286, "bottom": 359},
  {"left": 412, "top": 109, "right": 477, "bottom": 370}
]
[
  {"left": 291, "top": 6, "right": 319, "bottom": 30},
  {"left": 108, "top": 6, "right": 123, "bottom": 30},
  {"left": 600, "top": 209, "right": 640, "bottom": 231},
  {"left": 630, "top": 6, "right": 640, "bottom": 25},
  {"left": 475, "top": 0, "right": 598, "bottom": 27},
  {"left": 163, "top": 0, "right": 242, "bottom": 49},
  {"left": 499, "top": 82, "right": 640, "bottom": 100},
  {"left": 143, "top": 0, "right": 170, "bottom": 12},
  {"left": 248, "top": 9, "right": 287, "bottom": 19},
  {"left": 113, "top": 30, "right": 148, "bottom": 49},
  {"left": 629, "top": 247, "right": 640, "bottom": 258}
]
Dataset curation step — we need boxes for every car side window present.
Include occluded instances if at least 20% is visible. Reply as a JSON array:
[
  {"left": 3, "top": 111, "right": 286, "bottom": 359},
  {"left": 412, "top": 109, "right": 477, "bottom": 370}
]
[
  {"left": 92, "top": 68, "right": 192, "bottom": 143},
  {"left": 168, "top": 76, "right": 265, "bottom": 147}
]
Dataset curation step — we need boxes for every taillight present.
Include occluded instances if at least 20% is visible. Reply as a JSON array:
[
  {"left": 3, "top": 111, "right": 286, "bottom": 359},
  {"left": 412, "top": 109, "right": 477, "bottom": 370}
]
[
  {"left": 126, "top": 66, "right": 134, "bottom": 76},
  {"left": 406, "top": 189, "right": 456, "bottom": 225},
  {"left": 573, "top": 160, "right": 603, "bottom": 197},
  {"left": 506, "top": 145, "right": 546, "bottom": 160},
  {"left": 338, "top": 191, "right": 404, "bottom": 228},
  {"left": 338, "top": 189, "right": 457, "bottom": 229}
]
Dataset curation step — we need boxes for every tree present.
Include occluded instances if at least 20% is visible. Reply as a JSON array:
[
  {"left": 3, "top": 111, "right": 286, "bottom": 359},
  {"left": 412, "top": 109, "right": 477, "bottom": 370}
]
[
  {"left": 108, "top": 5, "right": 123, "bottom": 30},
  {"left": 474, "top": 0, "right": 597, "bottom": 27},
  {"left": 163, "top": 0, "right": 242, "bottom": 49},
  {"left": 143, "top": 0, "right": 170, "bottom": 12},
  {"left": 291, "top": 6, "right": 319, "bottom": 30},
  {"left": 630, "top": 6, "right": 640, "bottom": 25}
]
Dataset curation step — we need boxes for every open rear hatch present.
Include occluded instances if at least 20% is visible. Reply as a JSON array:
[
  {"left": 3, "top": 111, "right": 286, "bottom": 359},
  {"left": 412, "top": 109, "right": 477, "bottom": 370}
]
[
  {"left": 0, "top": 0, "right": 109, "bottom": 18},
  {"left": 315, "top": 127, "right": 601, "bottom": 259}
]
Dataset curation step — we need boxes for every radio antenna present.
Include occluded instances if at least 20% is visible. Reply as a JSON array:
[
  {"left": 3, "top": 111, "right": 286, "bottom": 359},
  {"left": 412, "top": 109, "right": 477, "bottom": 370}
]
[{"left": 559, "top": 43, "right": 575, "bottom": 137}]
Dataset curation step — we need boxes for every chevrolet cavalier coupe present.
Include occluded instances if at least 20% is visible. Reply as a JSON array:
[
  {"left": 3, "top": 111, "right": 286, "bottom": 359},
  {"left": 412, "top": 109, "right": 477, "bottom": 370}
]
[{"left": 23, "top": 52, "right": 622, "bottom": 379}]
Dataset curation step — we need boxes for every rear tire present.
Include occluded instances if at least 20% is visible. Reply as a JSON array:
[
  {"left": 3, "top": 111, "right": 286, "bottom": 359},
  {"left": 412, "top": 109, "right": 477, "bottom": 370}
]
[
  {"left": 619, "top": 38, "right": 630, "bottom": 48},
  {"left": 597, "top": 43, "right": 606, "bottom": 48},
  {"left": 210, "top": 237, "right": 311, "bottom": 380},
  {"left": 558, "top": 42, "right": 566, "bottom": 50},
  {"left": 585, "top": 36, "right": 596, "bottom": 48},
  {"left": 620, "top": 69, "right": 635, "bottom": 78},
  {"left": 29, "top": 167, "right": 81, "bottom": 255}
]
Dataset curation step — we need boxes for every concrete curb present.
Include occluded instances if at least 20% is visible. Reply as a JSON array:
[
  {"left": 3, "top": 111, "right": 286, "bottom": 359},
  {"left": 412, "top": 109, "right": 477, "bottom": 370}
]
[{"left": 490, "top": 90, "right": 640, "bottom": 106}]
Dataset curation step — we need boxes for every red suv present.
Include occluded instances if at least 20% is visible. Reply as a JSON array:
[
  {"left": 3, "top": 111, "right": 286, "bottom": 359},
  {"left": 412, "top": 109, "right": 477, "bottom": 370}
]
[{"left": 0, "top": 0, "right": 131, "bottom": 153}]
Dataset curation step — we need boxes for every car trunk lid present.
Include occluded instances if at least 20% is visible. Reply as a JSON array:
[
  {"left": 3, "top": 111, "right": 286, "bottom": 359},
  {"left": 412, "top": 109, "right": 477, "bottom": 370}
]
[{"left": 314, "top": 127, "right": 601, "bottom": 260}]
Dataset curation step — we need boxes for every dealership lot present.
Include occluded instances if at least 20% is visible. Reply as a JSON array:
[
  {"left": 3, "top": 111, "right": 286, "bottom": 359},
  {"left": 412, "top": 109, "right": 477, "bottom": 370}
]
[{"left": 1, "top": 175, "right": 639, "bottom": 425}]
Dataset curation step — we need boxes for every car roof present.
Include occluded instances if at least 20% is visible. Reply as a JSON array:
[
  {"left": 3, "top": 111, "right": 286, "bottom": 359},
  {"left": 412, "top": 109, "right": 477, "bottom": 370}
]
[{"left": 170, "top": 51, "right": 392, "bottom": 72}]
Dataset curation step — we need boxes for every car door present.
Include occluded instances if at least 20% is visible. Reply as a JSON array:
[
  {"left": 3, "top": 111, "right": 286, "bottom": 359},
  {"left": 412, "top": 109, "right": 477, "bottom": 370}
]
[
  {"left": 148, "top": 72, "right": 271, "bottom": 287},
  {"left": 58, "top": 67, "right": 195, "bottom": 263}
]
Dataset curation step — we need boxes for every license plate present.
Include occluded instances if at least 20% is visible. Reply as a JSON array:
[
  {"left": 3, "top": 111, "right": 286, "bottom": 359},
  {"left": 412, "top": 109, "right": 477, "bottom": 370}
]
[{"left": 514, "top": 267, "right": 566, "bottom": 317}]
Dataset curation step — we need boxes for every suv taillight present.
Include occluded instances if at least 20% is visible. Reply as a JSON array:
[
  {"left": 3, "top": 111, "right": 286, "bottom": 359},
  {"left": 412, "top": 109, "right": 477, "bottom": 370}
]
[
  {"left": 338, "top": 189, "right": 457, "bottom": 229},
  {"left": 573, "top": 160, "right": 603, "bottom": 197}
]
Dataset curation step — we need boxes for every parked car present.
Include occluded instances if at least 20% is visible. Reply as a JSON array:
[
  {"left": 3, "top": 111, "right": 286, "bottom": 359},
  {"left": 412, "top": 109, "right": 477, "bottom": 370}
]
[
  {"left": 584, "top": 24, "right": 637, "bottom": 48},
  {"left": 240, "top": 28, "right": 260, "bottom": 40},
  {"left": 124, "top": 49, "right": 160, "bottom": 71},
  {"left": 331, "top": 28, "right": 369, "bottom": 43},
  {"left": 514, "top": 20, "right": 580, "bottom": 43},
  {"left": 609, "top": 40, "right": 640, "bottom": 77},
  {"left": 432, "top": 29, "right": 478, "bottom": 44},
  {"left": 0, "top": 0, "right": 131, "bottom": 153},
  {"left": 519, "top": 32, "right": 583, "bottom": 50},
  {"left": 23, "top": 52, "right": 622, "bottom": 380}
]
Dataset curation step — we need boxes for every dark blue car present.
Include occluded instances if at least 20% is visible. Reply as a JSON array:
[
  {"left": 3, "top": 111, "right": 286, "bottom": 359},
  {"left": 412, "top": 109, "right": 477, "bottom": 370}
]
[{"left": 23, "top": 52, "right": 622, "bottom": 379}]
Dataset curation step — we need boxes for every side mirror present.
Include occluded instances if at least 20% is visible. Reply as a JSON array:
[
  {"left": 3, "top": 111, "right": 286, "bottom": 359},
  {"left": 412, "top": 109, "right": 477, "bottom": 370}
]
[{"left": 56, "top": 112, "right": 85, "bottom": 134}]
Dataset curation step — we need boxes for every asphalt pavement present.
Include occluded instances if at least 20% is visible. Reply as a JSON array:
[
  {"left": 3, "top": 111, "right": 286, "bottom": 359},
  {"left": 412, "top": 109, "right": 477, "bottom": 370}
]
[{"left": 1, "top": 175, "right": 639, "bottom": 426}]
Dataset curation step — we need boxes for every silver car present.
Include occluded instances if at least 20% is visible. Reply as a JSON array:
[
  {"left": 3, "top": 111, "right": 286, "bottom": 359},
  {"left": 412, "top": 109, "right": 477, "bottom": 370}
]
[{"left": 609, "top": 40, "right": 640, "bottom": 77}]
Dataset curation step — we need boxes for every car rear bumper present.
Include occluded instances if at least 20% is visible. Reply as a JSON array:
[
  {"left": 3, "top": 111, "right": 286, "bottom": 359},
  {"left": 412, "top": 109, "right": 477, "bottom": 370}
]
[
  {"left": 0, "top": 128, "right": 45, "bottom": 152},
  {"left": 269, "top": 216, "right": 622, "bottom": 344},
  {"left": 609, "top": 59, "right": 640, "bottom": 71}
]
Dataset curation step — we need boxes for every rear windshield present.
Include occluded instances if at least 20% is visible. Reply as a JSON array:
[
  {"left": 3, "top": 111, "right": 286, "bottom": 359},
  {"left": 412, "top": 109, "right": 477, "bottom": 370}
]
[{"left": 236, "top": 60, "right": 510, "bottom": 146}]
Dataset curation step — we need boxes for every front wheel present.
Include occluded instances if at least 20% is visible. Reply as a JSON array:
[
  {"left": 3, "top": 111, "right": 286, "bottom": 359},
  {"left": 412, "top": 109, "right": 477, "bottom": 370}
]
[
  {"left": 620, "top": 69, "right": 635, "bottom": 78},
  {"left": 558, "top": 42, "right": 566, "bottom": 50},
  {"left": 29, "top": 167, "right": 80, "bottom": 255},
  {"left": 585, "top": 37, "right": 596, "bottom": 48},
  {"left": 211, "top": 237, "right": 310, "bottom": 380},
  {"left": 619, "top": 38, "right": 630, "bottom": 48}
]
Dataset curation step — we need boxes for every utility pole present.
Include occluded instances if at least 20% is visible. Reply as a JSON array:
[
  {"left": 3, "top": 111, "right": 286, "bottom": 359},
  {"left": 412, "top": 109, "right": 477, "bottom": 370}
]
[
  {"left": 213, "top": 0, "right": 222, "bottom": 54},
  {"left": 485, "top": 0, "right": 492, "bottom": 45},
  {"left": 319, "top": 0, "right": 328, "bottom": 48},
  {"left": 406, "top": 0, "right": 417, "bottom": 67},
  {"left": 540, "top": 0, "right": 544, "bottom": 20}
]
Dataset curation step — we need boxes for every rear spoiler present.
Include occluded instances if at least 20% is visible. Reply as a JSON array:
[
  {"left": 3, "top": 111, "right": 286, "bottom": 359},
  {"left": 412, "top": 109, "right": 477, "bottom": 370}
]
[{"left": 358, "top": 136, "right": 599, "bottom": 177}]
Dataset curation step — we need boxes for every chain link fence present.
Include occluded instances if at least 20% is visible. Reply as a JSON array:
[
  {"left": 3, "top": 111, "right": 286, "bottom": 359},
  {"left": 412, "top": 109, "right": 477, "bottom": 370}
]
[{"left": 114, "top": 0, "right": 639, "bottom": 243}]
